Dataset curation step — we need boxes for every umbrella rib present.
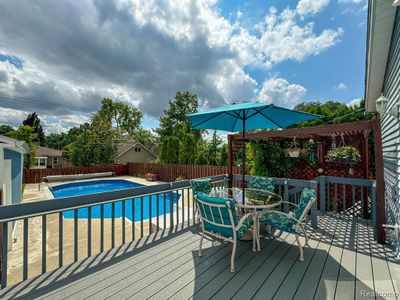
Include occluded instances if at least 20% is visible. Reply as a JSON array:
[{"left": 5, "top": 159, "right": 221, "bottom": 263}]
[
  {"left": 244, "top": 106, "right": 284, "bottom": 128},
  {"left": 245, "top": 105, "right": 273, "bottom": 120},
  {"left": 191, "top": 111, "right": 225, "bottom": 128},
  {"left": 191, "top": 111, "right": 239, "bottom": 129},
  {"left": 257, "top": 110, "right": 284, "bottom": 128}
]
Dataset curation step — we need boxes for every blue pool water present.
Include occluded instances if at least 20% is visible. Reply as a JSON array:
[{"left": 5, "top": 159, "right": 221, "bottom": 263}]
[{"left": 51, "top": 180, "right": 179, "bottom": 222}]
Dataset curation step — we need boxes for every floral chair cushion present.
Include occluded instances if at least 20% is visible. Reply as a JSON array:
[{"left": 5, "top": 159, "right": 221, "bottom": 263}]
[
  {"left": 190, "top": 178, "right": 212, "bottom": 195},
  {"left": 249, "top": 176, "right": 275, "bottom": 192},
  {"left": 237, "top": 218, "right": 253, "bottom": 238},
  {"left": 293, "top": 188, "right": 316, "bottom": 220},
  {"left": 260, "top": 211, "right": 295, "bottom": 233},
  {"left": 196, "top": 192, "right": 252, "bottom": 240}
]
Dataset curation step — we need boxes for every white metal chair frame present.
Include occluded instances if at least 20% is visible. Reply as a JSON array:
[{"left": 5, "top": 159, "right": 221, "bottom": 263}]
[
  {"left": 265, "top": 196, "right": 316, "bottom": 261},
  {"left": 196, "top": 197, "right": 253, "bottom": 272}
]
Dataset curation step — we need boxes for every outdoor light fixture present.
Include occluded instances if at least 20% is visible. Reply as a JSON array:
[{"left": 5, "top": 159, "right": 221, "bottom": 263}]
[{"left": 375, "top": 93, "right": 400, "bottom": 118}]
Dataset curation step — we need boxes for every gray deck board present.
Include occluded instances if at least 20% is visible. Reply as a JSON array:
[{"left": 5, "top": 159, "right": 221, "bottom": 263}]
[
  {"left": 293, "top": 213, "right": 340, "bottom": 300},
  {"left": 272, "top": 213, "right": 334, "bottom": 300},
  {"left": 355, "top": 218, "right": 375, "bottom": 299},
  {"left": 0, "top": 214, "right": 397, "bottom": 300},
  {"left": 314, "top": 213, "right": 350, "bottom": 300},
  {"left": 334, "top": 214, "right": 357, "bottom": 299}
]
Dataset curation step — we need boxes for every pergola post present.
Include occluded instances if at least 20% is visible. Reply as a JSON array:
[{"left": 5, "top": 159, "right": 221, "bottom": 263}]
[
  {"left": 228, "top": 134, "right": 233, "bottom": 188},
  {"left": 361, "top": 131, "right": 370, "bottom": 218}
]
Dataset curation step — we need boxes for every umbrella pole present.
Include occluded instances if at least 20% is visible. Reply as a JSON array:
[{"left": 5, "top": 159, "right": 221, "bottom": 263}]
[{"left": 242, "top": 117, "right": 245, "bottom": 204}]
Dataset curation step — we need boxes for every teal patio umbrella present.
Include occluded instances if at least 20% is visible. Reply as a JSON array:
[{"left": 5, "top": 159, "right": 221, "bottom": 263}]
[{"left": 187, "top": 102, "right": 320, "bottom": 203}]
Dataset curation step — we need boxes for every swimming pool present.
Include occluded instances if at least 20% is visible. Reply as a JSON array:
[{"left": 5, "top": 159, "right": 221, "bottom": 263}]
[{"left": 50, "top": 179, "right": 179, "bottom": 222}]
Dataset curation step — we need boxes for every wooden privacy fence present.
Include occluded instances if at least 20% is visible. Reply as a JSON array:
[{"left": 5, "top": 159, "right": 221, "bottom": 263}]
[
  {"left": 127, "top": 162, "right": 246, "bottom": 182},
  {"left": 23, "top": 165, "right": 128, "bottom": 183}
]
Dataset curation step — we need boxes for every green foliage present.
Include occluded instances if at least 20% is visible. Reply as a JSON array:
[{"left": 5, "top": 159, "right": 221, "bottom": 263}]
[
  {"left": 157, "top": 91, "right": 205, "bottom": 164},
  {"left": 159, "top": 136, "right": 180, "bottom": 163},
  {"left": 70, "top": 118, "right": 115, "bottom": 166},
  {"left": 207, "top": 131, "right": 222, "bottom": 165},
  {"left": 247, "top": 140, "right": 297, "bottom": 178},
  {"left": 22, "top": 112, "right": 47, "bottom": 146},
  {"left": 326, "top": 146, "right": 361, "bottom": 165},
  {"left": 46, "top": 123, "right": 89, "bottom": 150},
  {"left": 8, "top": 125, "right": 38, "bottom": 168},
  {"left": 179, "top": 133, "right": 197, "bottom": 164},
  {"left": 218, "top": 144, "right": 228, "bottom": 166},
  {"left": 156, "top": 91, "right": 199, "bottom": 141},
  {"left": 98, "top": 98, "right": 143, "bottom": 138},
  {"left": 293, "top": 99, "right": 375, "bottom": 128},
  {"left": 194, "top": 138, "right": 209, "bottom": 165},
  {"left": 70, "top": 109, "right": 116, "bottom": 166},
  {"left": 0, "top": 124, "right": 15, "bottom": 135}
]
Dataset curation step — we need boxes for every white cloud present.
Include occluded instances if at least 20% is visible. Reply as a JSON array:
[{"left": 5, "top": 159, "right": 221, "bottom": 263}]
[
  {"left": 257, "top": 77, "right": 307, "bottom": 108},
  {"left": 297, "top": 0, "right": 330, "bottom": 16},
  {"left": 347, "top": 98, "right": 362, "bottom": 107},
  {"left": 231, "top": 7, "right": 343, "bottom": 69},
  {"left": 335, "top": 82, "right": 347, "bottom": 90}
]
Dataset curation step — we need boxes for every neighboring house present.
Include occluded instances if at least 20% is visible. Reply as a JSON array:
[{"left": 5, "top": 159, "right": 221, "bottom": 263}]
[
  {"left": 365, "top": 0, "right": 400, "bottom": 254},
  {"left": 116, "top": 141, "right": 156, "bottom": 164},
  {"left": 32, "top": 146, "right": 63, "bottom": 169}
]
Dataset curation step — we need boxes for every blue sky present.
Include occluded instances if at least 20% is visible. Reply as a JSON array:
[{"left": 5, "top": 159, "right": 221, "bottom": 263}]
[
  {"left": 216, "top": 0, "right": 367, "bottom": 104},
  {"left": 0, "top": 0, "right": 368, "bottom": 133}
]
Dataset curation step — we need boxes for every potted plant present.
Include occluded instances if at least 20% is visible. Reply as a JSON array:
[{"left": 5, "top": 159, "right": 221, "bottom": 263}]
[
  {"left": 326, "top": 146, "right": 361, "bottom": 165},
  {"left": 175, "top": 175, "right": 186, "bottom": 181},
  {"left": 145, "top": 173, "right": 159, "bottom": 181}
]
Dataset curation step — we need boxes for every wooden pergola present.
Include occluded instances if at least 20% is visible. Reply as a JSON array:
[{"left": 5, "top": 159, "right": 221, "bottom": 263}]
[{"left": 227, "top": 119, "right": 385, "bottom": 243}]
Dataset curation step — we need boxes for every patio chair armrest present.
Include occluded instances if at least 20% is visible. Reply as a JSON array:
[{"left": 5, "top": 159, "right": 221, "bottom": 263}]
[
  {"left": 235, "top": 213, "right": 254, "bottom": 230},
  {"left": 280, "top": 201, "right": 299, "bottom": 207},
  {"left": 264, "top": 210, "right": 304, "bottom": 225}
]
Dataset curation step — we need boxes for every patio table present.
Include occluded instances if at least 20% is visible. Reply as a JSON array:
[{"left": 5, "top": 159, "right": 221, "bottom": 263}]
[{"left": 210, "top": 188, "right": 282, "bottom": 252}]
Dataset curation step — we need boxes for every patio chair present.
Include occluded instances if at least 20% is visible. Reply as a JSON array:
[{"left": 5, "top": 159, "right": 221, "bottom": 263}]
[
  {"left": 249, "top": 175, "right": 275, "bottom": 192},
  {"left": 260, "top": 187, "right": 316, "bottom": 262},
  {"left": 190, "top": 178, "right": 212, "bottom": 196},
  {"left": 195, "top": 192, "right": 253, "bottom": 272}
]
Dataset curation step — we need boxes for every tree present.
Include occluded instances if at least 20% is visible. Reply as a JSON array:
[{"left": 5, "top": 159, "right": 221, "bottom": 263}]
[
  {"left": 0, "top": 124, "right": 15, "bottom": 135},
  {"left": 98, "top": 98, "right": 142, "bottom": 138},
  {"left": 194, "top": 138, "right": 209, "bottom": 165},
  {"left": 47, "top": 123, "right": 89, "bottom": 150},
  {"left": 156, "top": 91, "right": 199, "bottom": 141},
  {"left": 159, "top": 136, "right": 180, "bottom": 163},
  {"left": 22, "top": 112, "right": 46, "bottom": 146},
  {"left": 179, "top": 133, "right": 197, "bottom": 164},
  {"left": 207, "top": 131, "right": 222, "bottom": 165},
  {"left": 293, "top": 99, "right": 375, "bottom": 128},
  {"left": 70, "top": 113, "right": 116, "bottom": 166},
  {"left": 8, "top": 125, "right": 38, "bottom": 168},
  {"left": 218, "top": 144, "right": 228, "bottom": 166}
]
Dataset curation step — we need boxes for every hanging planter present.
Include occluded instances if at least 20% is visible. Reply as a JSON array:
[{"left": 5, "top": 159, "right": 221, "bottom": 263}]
[
  {"left": 286, "top": 138, "right": 301, "bottom": 158},
  {"left": 326, "top": 146, "right": 361, "bottom": 165}
]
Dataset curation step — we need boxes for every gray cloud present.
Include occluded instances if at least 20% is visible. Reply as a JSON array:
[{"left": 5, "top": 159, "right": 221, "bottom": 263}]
[{"left": 0, "top": 0, "right": 342, "bottom": 128}]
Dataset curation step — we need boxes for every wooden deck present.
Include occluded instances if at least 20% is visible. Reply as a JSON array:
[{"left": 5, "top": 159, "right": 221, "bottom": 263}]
[{"left": 0, "top": 213, "right": 398, "bottom": 300}]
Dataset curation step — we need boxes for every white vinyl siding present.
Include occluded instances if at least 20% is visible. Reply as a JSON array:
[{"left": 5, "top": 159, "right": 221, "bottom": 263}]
[{"left": 382, "top": 7, "right": 400, "bottom": 255}]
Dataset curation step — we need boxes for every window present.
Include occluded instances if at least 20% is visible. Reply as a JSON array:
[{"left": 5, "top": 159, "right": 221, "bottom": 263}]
[
  {"left": 35, "top": 157, "right": 47, "bottom": 167},
  {"left": 134, "top": 146, "right": 141, "bottom": 152},
  {"left": 52, "top": 157, "right": 59, "bottom": 165}
]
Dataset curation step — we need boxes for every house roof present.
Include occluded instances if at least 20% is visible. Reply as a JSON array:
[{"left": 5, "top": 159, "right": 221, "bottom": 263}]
[
  {"left": 116, "top": 141, "right": 156, "bottom": 158},
  {"left": 36, "top": 146, "right": 63, "bottom": 157},
  {"left": 0, "top": 135, "right": 29, "bottom": 154},
  {"left": 365, "top": 0, "right": 397, "bottom": 112}
]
